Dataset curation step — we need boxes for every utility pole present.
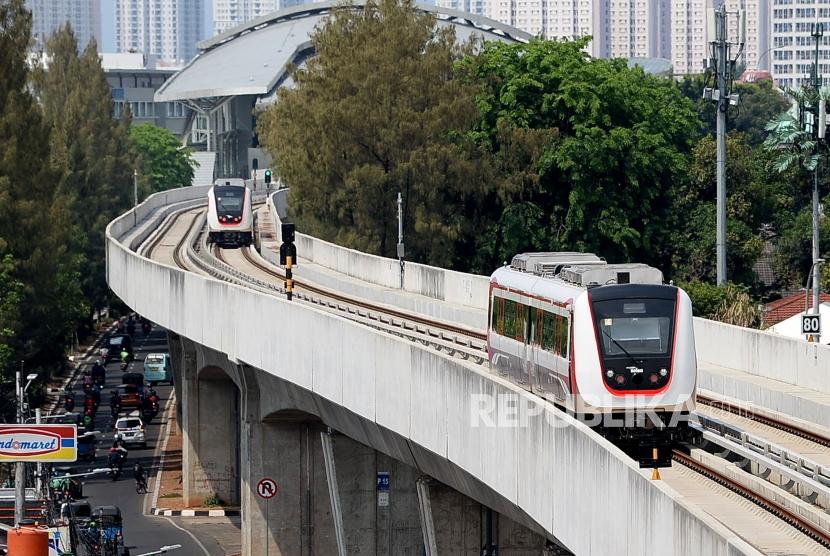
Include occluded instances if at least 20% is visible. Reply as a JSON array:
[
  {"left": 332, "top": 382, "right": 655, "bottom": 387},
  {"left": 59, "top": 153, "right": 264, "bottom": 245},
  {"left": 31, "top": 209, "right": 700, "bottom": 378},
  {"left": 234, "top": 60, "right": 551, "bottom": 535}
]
[
  {"left": 715, "top": 6, "right": 728, "bottom": 285},
  {"left": 397, "top": 192, "right": 405, "bottom": 289},
  {"left": 811, "top": 22, "right": 824, "bottom": 334},
  {"left": 705, "top": 6, "right": 743, "bottom": 285},
  {"left": 133, "top": 168, "right": 139, "bottom": 207},
  {"left": 14, "top": 365, "right": 24, "bottom": 525}
]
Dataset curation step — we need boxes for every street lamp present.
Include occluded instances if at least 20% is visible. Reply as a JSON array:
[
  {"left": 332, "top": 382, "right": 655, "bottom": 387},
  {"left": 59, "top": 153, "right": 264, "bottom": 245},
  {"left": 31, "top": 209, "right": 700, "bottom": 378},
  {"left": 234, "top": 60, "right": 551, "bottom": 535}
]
[{"left": 14, "top": 369, "right": 37, "bottom": 525}]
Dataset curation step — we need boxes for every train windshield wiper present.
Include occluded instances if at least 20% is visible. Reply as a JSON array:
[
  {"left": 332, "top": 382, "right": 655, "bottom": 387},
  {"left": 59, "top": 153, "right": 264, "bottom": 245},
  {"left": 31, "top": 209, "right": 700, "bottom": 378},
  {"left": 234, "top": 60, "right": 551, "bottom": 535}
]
[{"left": 599, "top": 327, "right": 640, "bottom": 367}]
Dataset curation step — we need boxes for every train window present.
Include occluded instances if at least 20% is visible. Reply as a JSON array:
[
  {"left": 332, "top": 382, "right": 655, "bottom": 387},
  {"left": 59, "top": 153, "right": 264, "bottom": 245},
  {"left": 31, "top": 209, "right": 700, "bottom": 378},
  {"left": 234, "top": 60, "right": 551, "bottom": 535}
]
[
  {"left": 515, "top": 303, "right": 527, "bottom": 341},
  {"left": 490, "top": 295, "right": 498, "bottom": 330},
  {"left": 542, "top": 311, "right": 556, "bottom": 351},
  {"left": 504, "top": 300, "right": 517, "bottom": 339},
  {"left": 555, "top": 315, "right": 569, "bottom": 356},
  {"left": 528, "top": 307, "right": 537, "bottom": 345}
]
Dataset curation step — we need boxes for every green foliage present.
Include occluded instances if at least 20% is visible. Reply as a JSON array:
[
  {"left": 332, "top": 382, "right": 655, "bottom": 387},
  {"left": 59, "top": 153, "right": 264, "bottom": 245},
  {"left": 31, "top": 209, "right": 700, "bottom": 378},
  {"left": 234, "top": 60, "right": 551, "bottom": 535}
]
[
  {"left": 671, "top": 132, "right": 796, "bottom": 288},
  {"left": 130, "top": 123, "right": 194, "bottom": 194},
  {"left": 257, "top": 0, "right": 492, "bottom": 267},
  {"left": 31, "top": 25, "right": 134, "bottom": 315},
  {"left": 0, "top": 255, "right": 23, "bottom": 376},
  {"left": 679, "top": 281, "right": 759, "bottom": 327},
  {"left": 457, "top": 39, "right": 700, "bottom": 272},
  {"left": 677, "top": 76, "right": 789, "bottom": 146},
  {"left": 203, "top": 493, "right": 223, "bottom": 506}
]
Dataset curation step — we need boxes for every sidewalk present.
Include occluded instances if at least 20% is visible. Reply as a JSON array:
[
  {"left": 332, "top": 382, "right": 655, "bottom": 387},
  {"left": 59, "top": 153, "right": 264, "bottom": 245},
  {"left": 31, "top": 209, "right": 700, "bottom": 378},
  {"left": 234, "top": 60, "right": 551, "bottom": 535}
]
[{"left": 150, "top": 393, "right": 242, "bottom": 555}]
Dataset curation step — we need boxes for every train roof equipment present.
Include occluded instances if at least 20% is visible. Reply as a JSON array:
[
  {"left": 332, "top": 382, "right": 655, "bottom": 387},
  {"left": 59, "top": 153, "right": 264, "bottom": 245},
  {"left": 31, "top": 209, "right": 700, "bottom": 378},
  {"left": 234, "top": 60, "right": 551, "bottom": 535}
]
[{"left": 507, "top": 252, "right": 664, "bottom": 287}]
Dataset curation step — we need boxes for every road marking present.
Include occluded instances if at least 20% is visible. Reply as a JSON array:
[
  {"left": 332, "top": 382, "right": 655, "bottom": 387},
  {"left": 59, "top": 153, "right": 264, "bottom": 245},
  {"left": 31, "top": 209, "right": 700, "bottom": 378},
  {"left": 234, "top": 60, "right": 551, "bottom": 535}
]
[{"left": 158, "top": 515, "right": 212, "bottom": 556}]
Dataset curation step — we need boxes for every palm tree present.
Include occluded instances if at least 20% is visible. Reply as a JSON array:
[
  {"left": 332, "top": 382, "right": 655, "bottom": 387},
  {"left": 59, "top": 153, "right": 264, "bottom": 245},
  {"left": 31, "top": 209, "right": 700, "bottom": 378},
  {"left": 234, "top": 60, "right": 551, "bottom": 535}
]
[{"left": 762, "top": 86, "right": 821, "bottom": 172}]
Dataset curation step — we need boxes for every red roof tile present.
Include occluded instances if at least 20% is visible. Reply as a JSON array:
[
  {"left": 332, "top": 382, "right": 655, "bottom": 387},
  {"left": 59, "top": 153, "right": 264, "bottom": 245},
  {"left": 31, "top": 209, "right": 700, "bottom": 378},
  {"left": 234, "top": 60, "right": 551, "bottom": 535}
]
[{"left": 763, "top": 292, "right": 830, "bottom": 328}]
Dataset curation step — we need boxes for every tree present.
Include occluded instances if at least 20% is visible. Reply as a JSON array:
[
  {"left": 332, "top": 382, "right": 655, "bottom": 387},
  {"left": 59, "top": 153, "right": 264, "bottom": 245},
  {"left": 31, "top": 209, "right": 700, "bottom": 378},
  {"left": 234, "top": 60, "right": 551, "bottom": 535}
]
[
  {"left": 457, "top": 39, "right": 700, "bottom": 273},
  {"left": 670, "top": 132, "right": 796, "bottom": 287},
  {"left": 0, "top": 1, "right": 83, "bottom": 388},
  {"left": 678, "top": 75, "right": 789, "bottom": 146},
  {"left": 31, "top": 25, "right": 134, "bottom": 319},
  {"left": 257, "top": 0, "right": 492, "bottom": 267},
  {"left": 131, "top": 123, "right": 194, "bottom": 194}
]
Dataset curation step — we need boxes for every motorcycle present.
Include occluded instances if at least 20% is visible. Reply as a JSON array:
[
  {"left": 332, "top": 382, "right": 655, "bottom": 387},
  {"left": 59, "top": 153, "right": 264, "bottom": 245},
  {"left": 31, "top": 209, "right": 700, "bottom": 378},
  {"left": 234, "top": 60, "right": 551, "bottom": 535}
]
[
  {"left": 108, "top": 448, "right": 127, "bottom": 480},
  {"left": 63, "top": 389, "right": 75, "bottom": 412}
]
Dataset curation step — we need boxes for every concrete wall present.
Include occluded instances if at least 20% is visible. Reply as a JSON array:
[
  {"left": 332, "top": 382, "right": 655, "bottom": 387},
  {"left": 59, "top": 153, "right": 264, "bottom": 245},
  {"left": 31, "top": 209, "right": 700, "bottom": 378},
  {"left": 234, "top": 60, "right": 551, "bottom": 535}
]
[
  {"left": 107, "top": 195, "right": 759, "bottom": 556},
  {"left": 694, "top": 318, "right": 830, "bottom": 396},
  {"left": 267, "top": 190, "right": 489, "bottom": 330}
]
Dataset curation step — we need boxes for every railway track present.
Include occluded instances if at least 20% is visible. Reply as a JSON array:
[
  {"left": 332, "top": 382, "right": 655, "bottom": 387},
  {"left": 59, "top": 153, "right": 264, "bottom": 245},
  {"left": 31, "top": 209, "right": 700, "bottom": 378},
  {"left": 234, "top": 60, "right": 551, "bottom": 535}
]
[
  {"left": 672, "top": 448, "right": 830, "bottom": 552},
  {"left": 208, "top": 245, "right": 487, "bottom": 363},
  {"left": 697, "top": 392, "right": 830, "bottom": 448}
]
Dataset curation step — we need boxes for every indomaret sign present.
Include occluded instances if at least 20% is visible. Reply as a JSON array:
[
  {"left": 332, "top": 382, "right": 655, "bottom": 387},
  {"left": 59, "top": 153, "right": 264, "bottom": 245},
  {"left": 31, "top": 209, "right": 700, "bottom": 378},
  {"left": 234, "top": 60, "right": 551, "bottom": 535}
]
[{"left": 0, "top": 425, "right": 77, "bottom": 462}]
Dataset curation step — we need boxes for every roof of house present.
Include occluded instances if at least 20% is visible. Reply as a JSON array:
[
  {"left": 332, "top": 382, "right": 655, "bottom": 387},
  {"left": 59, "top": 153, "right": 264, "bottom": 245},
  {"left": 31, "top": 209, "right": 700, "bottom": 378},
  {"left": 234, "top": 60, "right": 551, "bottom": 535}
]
[{"left": 762, "top": 291, "right": 830, "bottom": 327}]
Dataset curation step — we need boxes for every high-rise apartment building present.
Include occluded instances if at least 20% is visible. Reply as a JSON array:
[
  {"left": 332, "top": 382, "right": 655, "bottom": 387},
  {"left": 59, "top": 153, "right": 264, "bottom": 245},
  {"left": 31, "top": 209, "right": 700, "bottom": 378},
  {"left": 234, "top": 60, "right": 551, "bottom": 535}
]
[
  {"left": 434, "top": 0, "right": 488, "bottom": 18},
  {"left": 486, "top": 0, "right": 594, "bottom": 47},
  {"left": 724, "top": 0, "right": 769, "bottom": 71},
  {"left": 769, "top": 1, "right": 830, "bottom": 89},
  {"left": 213, "top": 1, "right": 278, "bottom": 35},
  {"left": 603, "top": 0, "right": 661, "bottom": 58},
  {"left": 668, "top": 0, "right": 710, "bottom": 75},
  {"left": 27, "top": 0, "right": 101, "bottom": 51},
  {"left": 115, "top": 0, "right": 203, "bottom": 63}
]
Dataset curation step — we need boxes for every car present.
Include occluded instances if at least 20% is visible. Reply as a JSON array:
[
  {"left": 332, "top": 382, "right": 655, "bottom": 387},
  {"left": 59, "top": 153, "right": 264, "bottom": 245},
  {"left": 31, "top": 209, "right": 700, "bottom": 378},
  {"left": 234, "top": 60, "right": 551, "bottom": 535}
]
[
  {"left": 116, "top": 384, "right": 143, "bottom": 409},
  {"left": 105, "top": 334, "right": 133, "bottom": 363},
  {"left": 114, "top": 415, "right": 146, "bottom": 448},
  {"left": 143, "top": 353, "right": 172, "bottom": 385}
]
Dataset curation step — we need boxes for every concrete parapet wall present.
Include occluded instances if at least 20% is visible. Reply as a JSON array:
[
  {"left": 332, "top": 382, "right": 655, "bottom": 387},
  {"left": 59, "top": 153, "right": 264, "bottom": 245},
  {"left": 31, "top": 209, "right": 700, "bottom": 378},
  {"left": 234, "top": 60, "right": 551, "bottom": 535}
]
[
  {"left": 694, "top": 318, "right": 830, "bottom": 396},
  {"left": 107, "top": 199, "right": 760, "bottom": 556},
  {"left": 268, "top": 190, "right": 489, "bottom": 326}
]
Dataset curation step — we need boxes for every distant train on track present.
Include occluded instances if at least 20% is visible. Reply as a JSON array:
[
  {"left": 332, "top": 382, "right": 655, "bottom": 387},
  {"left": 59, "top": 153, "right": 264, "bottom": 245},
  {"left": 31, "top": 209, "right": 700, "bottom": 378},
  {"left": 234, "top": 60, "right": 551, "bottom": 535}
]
[
  {"left": 488, "top": 252, "right": 698, "bottom": 467},
  {"left": 206, "top": 179, "right": 255, "bottom": 248}
]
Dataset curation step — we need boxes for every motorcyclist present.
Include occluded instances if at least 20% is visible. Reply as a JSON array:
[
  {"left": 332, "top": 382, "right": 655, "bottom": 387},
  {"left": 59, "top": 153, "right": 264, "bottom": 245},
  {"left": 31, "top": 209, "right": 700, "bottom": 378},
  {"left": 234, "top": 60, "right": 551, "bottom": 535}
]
[
  {"left": 112, "top": 434, "right": 127, "bottom": 450},
  {"left": 91, "top": 360, "right": 106, "bottom": 385},
  {"left": 120, "top": 348, "right": 129, "bottom": 364},
  {"left": 82, "top": 412, "right": 94, "bottom": 432},
  {"left": 133, "top": 462, "right": 147, "bottom": 492},
  {"left": 109, "top": 389, "right": 121, "bottom": 408},
  {"left": 82, "top": 370, "right": 94, "bottom": 391},
  {"left": 63, "top": 387, "right": 75, "bottom": 411},
  {"left": 108, "top": 445, "right": 127, "bottom": 471}
]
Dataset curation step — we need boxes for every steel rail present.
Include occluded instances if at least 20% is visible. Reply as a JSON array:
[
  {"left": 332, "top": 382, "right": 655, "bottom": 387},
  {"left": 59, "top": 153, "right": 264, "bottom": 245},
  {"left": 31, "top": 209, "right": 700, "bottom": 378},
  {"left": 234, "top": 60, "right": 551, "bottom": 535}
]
[
  {"left": 696, "top": 393, "right": 830, "bottom": 448},
  {"left": 673, "top": 449, "right": 830, "bottom": 550}
]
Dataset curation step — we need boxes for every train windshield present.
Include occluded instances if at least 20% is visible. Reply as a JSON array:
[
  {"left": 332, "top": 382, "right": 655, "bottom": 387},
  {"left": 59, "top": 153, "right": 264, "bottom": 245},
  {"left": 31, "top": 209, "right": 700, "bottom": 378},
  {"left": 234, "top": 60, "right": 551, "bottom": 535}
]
[
  {"left": 214, "top": 186, "right": 245, "bottom": 215},
  {"left": 592, "top": 298, "right": 675, "bottom": 356}
]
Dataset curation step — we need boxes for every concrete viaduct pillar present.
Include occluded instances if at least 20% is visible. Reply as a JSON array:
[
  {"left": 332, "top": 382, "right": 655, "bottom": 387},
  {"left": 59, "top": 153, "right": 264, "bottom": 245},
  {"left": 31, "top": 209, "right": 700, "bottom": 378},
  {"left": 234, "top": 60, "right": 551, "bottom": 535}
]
[{"left": 178, "top": 338, "right": 239, "bottom": 506}]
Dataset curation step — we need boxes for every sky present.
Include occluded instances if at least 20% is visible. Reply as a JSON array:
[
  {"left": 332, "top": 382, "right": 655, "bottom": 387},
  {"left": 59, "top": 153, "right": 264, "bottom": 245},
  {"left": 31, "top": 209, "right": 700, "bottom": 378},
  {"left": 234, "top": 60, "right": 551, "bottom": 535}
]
[{"left": 100, "top": 0, "right": 214, "bottom": 52}]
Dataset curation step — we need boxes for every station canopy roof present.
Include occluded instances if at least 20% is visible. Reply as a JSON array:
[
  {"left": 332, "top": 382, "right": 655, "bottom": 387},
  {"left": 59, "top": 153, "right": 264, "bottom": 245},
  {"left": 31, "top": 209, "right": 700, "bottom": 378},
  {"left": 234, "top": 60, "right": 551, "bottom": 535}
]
[{"left": 155, "top": 0, "right": 530, "bottom": 104}]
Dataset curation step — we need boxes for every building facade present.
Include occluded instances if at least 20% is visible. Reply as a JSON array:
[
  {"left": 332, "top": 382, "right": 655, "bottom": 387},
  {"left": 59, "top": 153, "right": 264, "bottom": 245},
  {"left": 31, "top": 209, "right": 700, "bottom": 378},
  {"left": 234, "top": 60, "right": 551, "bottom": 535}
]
[
  {"left": 486, "top": 0, "right": 594, "bottom": 48},
  {"left": 434, "top": 0, "right": 488, "bottom": 17},
  {"left": 769, "top": 0, "right": 830, "bottom": 89},
  {"left": 27, "top": 0, "right": 101, "bottom": 51},
  {"left": 115, "top": 0, "right": 203, "bottom": 63},
  {"left": 213, "top": 0, "right": 279, "bottom": 35},
  {"left": 724, "top": 0, "right": 769, "bottom": 71}
]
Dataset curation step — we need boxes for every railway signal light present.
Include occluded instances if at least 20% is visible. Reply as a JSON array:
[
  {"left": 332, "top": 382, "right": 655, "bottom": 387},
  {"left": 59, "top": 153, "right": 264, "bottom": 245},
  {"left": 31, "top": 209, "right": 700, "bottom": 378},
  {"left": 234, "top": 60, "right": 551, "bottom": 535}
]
[
  {"left": 264, "top": 169, "right": 272, "bottom": 184},
  {"left": 280, "top": 223, "right": 296, "bottom": 301}
]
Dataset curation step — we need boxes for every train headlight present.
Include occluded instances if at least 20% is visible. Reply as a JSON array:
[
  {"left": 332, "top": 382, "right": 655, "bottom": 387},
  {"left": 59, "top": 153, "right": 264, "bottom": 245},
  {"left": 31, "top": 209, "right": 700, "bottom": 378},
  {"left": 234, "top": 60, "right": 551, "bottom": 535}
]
[
  {"left": 659, "top": 368, "right": 668, "bottom": 377},
  {"left": 606, "top": 370, "right": 614, "bottom": 378}
]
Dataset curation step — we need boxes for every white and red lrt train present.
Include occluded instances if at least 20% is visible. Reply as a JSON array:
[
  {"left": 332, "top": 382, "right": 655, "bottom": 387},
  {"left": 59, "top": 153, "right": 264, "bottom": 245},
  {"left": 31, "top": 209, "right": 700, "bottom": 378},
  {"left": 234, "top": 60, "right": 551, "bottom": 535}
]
[
  {"left": 206, "top": 179, "right": 255, "bottom": 248},
  {"left": 488, "top": 252, "right": 698, "bottom": 467}
]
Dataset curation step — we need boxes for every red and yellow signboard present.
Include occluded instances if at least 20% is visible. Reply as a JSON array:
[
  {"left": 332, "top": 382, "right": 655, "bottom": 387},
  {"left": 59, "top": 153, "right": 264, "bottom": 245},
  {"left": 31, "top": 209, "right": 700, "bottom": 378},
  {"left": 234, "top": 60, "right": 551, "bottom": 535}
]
[{"left": 0, "top": 425, "right": 77, "bottom": 462}]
